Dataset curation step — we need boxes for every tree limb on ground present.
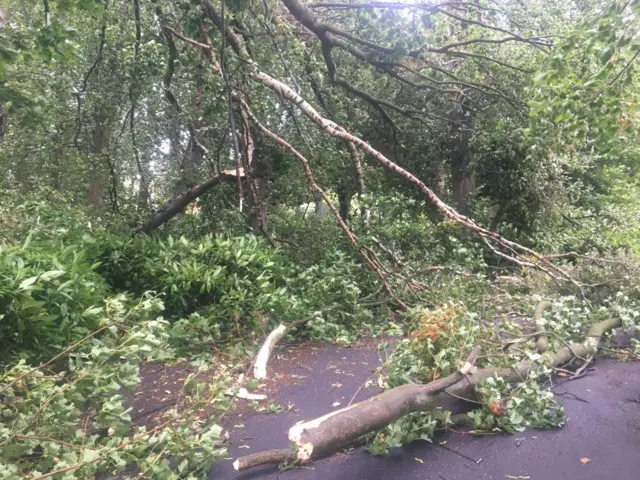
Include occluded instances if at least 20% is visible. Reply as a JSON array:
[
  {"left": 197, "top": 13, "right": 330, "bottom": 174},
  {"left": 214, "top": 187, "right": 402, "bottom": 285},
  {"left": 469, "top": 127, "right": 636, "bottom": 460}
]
[
  {"left": 254, "top": 323, "right": 288, "bottom": 380},
  {"left": 534, "top": 300, "right": 553, "bottom": 354},
  {"left": 234, "top": 316, "right": 621, "bottom": 471}
]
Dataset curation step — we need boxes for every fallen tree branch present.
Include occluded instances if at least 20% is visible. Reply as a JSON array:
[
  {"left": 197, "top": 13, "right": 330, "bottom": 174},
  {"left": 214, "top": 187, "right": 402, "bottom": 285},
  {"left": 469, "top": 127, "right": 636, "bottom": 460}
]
[
  {"left": 194, "top": 0, "right": 577, "bottom": 288},
  {"left": 254, "top": 323, "right": 288, "bottom": 380},
  {"left": 239, "top": 99, "right": 408, "bottom": 308},
  {"left": 134, "top": 172, "right": 239, "bottom": 234},
  {"left": 234, "top": 346, "right": 480, "bottom": 470},
  {"left": 233, "top": 449, "right": 297, "bottom": 471},
  {"left": 534, "top": 300, "right": 553, "bottom": 354},
  {"left": 249, "top": 70, "right": 575, "bottom": 285},
  {"left": 235, "top": 315, "right": 621, "bottom": 471}
]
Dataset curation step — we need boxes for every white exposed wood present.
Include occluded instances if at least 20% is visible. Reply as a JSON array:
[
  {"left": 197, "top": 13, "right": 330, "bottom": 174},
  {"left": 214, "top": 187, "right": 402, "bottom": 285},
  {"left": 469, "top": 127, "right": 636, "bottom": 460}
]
[
  {"left": 224, "top": 387, "right": 267, "bottom": 401},
  {"left": 254, "top": 323, "right": 288, "bottom": 380}
]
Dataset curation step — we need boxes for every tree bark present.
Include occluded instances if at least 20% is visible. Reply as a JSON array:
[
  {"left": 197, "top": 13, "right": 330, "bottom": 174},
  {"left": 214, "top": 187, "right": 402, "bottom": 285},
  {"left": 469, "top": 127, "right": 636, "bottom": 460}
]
[
  {"left": 434, "top": 156, "right": 447, "bottom": 198},
  {"left": 246, "top": 167, "right": 269, "bottom": 232},
  {"left": 135, "top": 172, "right": 238, "bottom": 234},
  {"left": 315, "top": 198, "right": 326, "bottom": 217},
  {"left": 338, "top": 185, "right": 351, "bottom": 221}
]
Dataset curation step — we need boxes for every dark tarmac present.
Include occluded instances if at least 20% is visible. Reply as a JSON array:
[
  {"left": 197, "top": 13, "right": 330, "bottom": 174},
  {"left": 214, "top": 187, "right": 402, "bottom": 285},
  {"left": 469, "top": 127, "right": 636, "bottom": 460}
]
[{"left": 210, "top": 342, "right": 640, "bottom": 480}]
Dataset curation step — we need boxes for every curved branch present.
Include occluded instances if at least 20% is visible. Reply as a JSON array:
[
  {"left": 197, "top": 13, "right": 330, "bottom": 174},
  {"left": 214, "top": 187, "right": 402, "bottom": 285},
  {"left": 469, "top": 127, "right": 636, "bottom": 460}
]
[
  {"left": 241, "top": 99, "right": 406, "bottom": 307},
  {"left": 321, "top": 42, "right": 410, "bottom": 126}
]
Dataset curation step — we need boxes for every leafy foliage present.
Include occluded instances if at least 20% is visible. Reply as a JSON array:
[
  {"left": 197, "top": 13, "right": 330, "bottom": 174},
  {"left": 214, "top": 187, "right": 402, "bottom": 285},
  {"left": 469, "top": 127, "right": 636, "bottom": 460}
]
[
  {"left": 0, "top": 295, "right": 228, "bottom": 479},
  {"left": 0, "top": 233, "right": 110, "bottom": 360},
  {"left": 1, "top": 0, "right": 640, "bottom": 476}
]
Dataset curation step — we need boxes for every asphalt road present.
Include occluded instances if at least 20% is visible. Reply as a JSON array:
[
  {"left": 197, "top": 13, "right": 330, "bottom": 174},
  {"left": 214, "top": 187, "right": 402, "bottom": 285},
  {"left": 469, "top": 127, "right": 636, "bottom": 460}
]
[{"left": 210, "top": 342, "right": 640, "bottom": 480}]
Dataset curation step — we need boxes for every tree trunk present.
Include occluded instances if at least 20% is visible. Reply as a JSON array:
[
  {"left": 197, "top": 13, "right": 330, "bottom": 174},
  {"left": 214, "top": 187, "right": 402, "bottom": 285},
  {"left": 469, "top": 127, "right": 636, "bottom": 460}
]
[
  {"left": 488, "top": 203, "right": 507, "bottom": 232},
  {"left": 246, "top": 159, "right": 270, "bottom": 233},
  {"left": 338, "top": 185, "right": 350, "bottom": 222},
  {"left": 88, "top": 108, "right": 110, "bottom": 207},
  {"left": 315, "top": 198, "right": 325, "bottom": 217},
  {"left": 176, "top": 54, "right": 207, "bottom": 195},
  {"left": 434, "top": 156, "right": 446, "bottom": 197},
  {"left": 449, "top": 96, "right": 474, "bottom": 215}
]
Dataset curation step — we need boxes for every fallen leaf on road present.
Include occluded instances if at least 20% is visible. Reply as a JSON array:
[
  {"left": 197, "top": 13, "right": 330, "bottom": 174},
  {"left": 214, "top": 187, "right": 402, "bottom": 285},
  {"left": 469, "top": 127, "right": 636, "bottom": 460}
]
[
  {"left": 414, "top": 458, "right": 424, "bottom": 463},
  {"left": 580, "top": 457, "right": 592, "bottom": 464}
]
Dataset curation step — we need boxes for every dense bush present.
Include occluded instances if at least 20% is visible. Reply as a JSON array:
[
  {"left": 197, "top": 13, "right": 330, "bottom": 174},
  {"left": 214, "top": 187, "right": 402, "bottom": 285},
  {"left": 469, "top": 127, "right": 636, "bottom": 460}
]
[
  {"left": 97, "top": 232, "right": 376, "bottom": 341},
  {"left": 0, "top": 234, "right": 111, "bottom": 360},
  {"left": 98, "top": 234, "right": 303, "bottom": 331}
]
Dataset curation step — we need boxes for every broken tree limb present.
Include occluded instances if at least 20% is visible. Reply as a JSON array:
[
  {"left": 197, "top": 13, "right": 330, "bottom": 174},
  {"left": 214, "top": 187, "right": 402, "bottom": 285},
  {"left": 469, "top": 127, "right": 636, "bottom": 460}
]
[
  {"left": 254, "top": 323, "right": 288, "bottom": 380},
  {"left": 534, "top": 300, "right": 553, "bottom": 354},
  {"left": 235, "top": 316, "right": 621, "bottom": 471},
  {"left": 181, "top": 2, "right": 579, "bottom": 297},
  {"left": 233, "top": 449, "right": 296, "bottom": 471},
  {"left": 240, "top": 100, "right": 408, "bottom": 308},
  {"left": 134, "top": 171, "right": 240, "bottom": 234},
  {"left": 246, "top": 70, "right": 577, "bottom": 287},
  {"left": 288, "top": 346, "right": 480, "bottom": 463},
  {"left": 442, "top": 317, "right": 622, "bottom": 402},
  {"left": 234, "top": 346, "right": 480, "bottom": 471}
]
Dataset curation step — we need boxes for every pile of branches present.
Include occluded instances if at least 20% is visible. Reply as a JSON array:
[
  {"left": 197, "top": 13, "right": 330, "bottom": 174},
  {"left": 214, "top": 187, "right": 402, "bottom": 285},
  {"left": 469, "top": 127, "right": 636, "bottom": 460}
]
[{"left": 234, "top": 305, "right": 624, "bottom": 471}]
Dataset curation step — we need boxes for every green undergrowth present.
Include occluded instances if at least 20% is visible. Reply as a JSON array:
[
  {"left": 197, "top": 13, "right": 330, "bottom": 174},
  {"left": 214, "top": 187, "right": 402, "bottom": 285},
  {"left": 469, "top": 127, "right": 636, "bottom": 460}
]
[
  {"left": 0, "top": 295, "right": 231, "bottom": 480},
  {"left": 2, "top": 196, "right": 640, "bottom": 476}
]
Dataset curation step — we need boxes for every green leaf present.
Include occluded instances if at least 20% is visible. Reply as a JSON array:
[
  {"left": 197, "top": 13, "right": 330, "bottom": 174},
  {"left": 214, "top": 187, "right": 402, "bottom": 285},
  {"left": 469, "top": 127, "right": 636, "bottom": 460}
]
[
  {"left": 39, "top": 270, "right": 66, "bottom": 281},
  {"left": 19, "top": 276, "right": 39, "bottom": 290},
  {"left": 600, "top": 45, "right": 615, "bottom": 64},
  {"left": 81, "top": 449, "right": 101, "bottom": 463}
]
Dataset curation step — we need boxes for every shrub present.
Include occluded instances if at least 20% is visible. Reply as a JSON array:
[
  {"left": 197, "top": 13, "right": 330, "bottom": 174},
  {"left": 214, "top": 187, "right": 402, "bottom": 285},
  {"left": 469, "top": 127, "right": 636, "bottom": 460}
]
[
  {"left": 97, "top": 234, "right": 299, "bottom": 331},
  {"left": 0, "top": 234, "right": 111, "bottom": 360}
]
